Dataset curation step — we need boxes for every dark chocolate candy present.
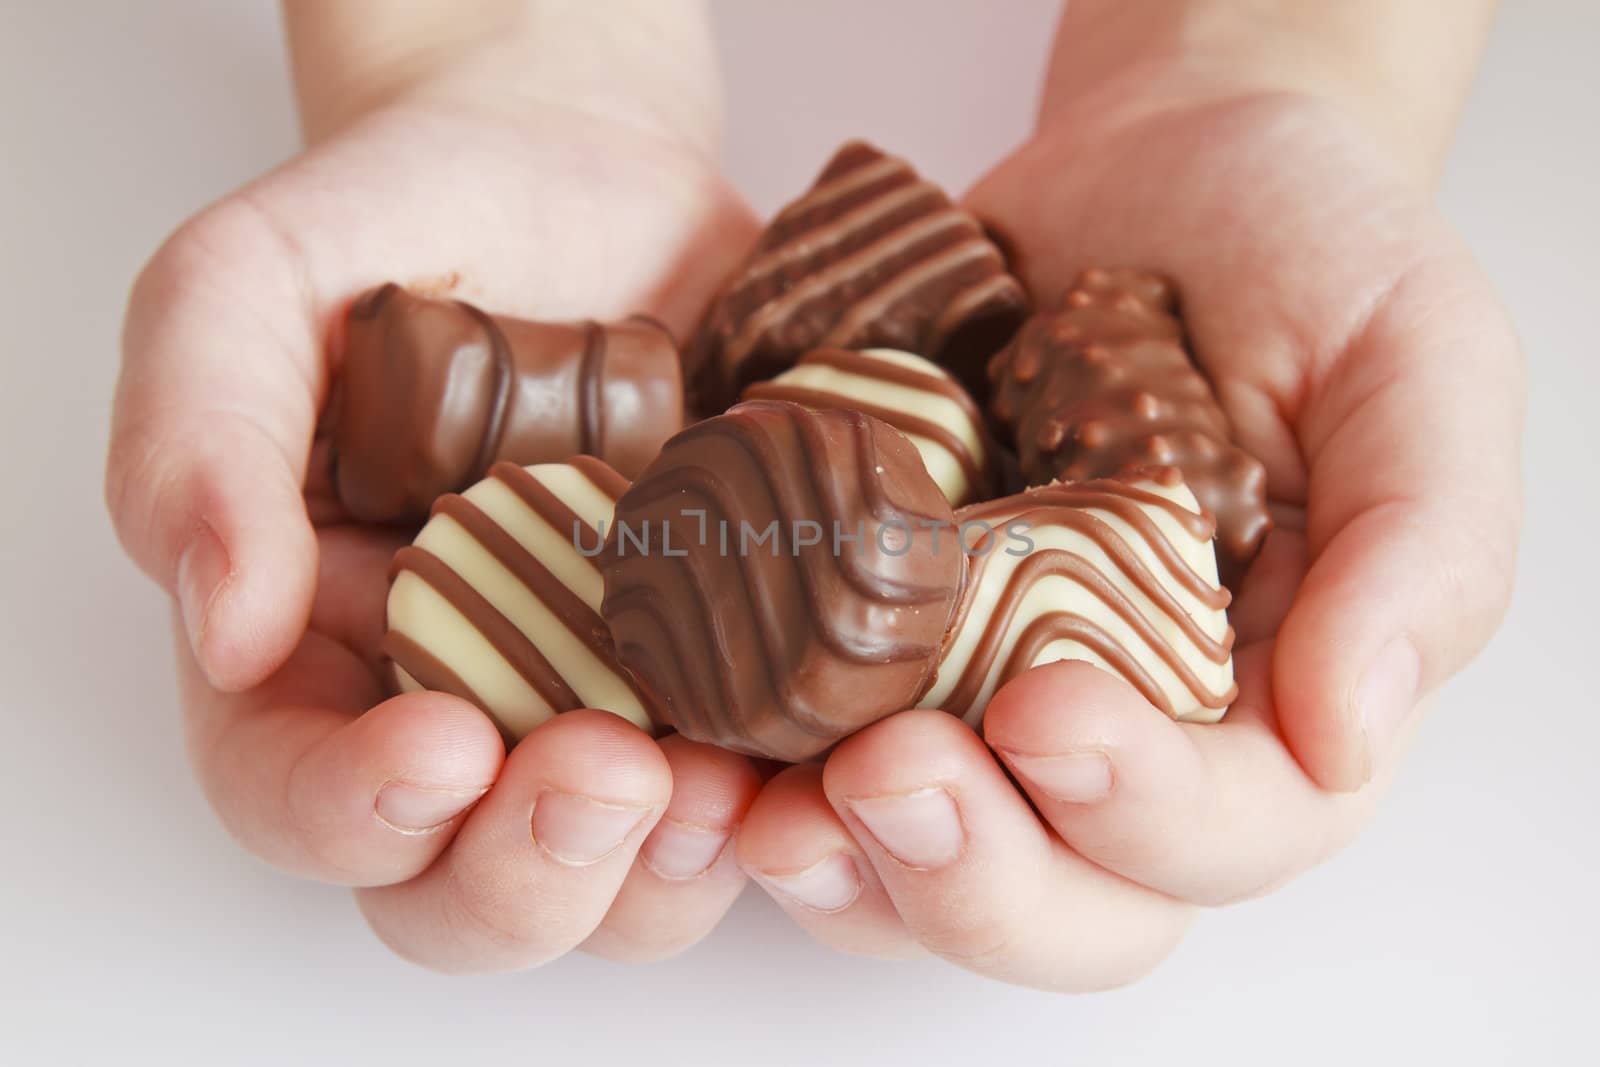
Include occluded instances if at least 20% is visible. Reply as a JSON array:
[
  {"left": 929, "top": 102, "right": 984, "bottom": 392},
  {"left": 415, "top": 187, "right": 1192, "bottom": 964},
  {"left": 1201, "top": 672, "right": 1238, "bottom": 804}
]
[
  {"left": 327, "top": 284, "right": 682, "bottom": 524},
  {"left": 687, "top": 141, "right": 1030, "bottom": 412},
  {"left": 600, "top": 400, "right": 963, "bottom": 761},
  {"left": 987, "top": 268, "right": 1270, "bottom": 577}
]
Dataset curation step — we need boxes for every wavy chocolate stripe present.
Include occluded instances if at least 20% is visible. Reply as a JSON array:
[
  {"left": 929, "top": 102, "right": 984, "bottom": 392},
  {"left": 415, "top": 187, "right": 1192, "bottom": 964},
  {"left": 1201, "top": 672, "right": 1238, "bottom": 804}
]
[
  {"left": 921, "top": 469, "right": 1237, "bottom": 726},
  {"left": 601, "top": 401, "right": 962, "bottom": 761}
]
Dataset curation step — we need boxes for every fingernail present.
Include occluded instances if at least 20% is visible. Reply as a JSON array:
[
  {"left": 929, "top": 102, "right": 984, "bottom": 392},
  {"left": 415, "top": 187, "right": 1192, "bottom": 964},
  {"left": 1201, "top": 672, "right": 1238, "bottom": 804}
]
[
  {"left": 531, "top": 790, "right": 650, "bottom": 866},
  {"left": 375, "top": 781, "right": 488, "bottom": 834},
  {"left": 639, "top": 819, "right": 730, "bottom": 880},
  {"left": 845, "top": 786, "right": 965, "bottom": 870},
  {"left": 1357, "top": 636, "right": 1421, "bottom": 778},
  {"left": 1000, "top": 750, "right": 1113, "bottom": 803},
  {"left": 176, "top": 523, "right": 229, "bottom": 655},
  {"left": 756, "top": 854, "right": 863, "bottom": 913}
]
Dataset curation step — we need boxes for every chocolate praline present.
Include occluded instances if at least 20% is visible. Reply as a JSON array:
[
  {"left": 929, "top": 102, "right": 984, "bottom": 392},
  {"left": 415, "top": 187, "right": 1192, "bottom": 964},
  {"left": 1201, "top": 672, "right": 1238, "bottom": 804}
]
[
  {"left": 328, "top": 284, "right": 682, "bottom": 524},
  {"left": 599, "top": 400, "right": 963, "bottom": 761}
]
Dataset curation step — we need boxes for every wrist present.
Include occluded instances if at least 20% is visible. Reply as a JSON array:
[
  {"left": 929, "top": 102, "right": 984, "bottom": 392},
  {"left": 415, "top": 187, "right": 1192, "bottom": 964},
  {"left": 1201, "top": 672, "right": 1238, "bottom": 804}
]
[
  {"left": 1040, "top": 0, "right": 1497, "bottom": 185},
  {"left": 283, "top": 0, "right": 723, "bottom": 154}
]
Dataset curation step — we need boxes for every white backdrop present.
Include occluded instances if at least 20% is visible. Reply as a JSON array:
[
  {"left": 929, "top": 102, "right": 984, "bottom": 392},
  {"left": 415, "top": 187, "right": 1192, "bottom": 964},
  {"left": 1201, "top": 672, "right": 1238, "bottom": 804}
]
[{"left": 1, "top": 2, "right": 1595, "bottom": 1064}]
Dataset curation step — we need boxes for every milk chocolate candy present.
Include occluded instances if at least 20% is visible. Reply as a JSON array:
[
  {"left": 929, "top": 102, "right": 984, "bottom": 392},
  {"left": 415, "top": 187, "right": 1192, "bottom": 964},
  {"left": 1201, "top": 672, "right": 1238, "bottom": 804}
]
[
  {"left": 919, "top": 468, "right": 1236, "bottom": 727},
  {"left": 600, "top": 400, "right": 963, "bottom": 761},
  {"left": 988, "top": 268, "right": 1270, "bottom": 578},
  {"left": 688, "top": 141, "right": 1030, "bottom": 412},
  {"left": 384, "top": 457, "right": 654, "bottom": 742},
  {"left": 743, "top": 347, "right": 996, "bottom": 507},
  {"left": 329, "top": 283, "right": 683, "bottom": 524}
]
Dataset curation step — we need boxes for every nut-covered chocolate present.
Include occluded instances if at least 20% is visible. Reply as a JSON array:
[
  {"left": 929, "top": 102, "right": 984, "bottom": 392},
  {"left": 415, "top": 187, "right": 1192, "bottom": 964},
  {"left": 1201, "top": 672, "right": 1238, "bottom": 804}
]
[
  {"left": 743, "top": 347, "right": 997, "bottom": 507},
  {"left": 384, "top": 457, "right": 654, "bottom": 742},
  {"left": 688, "top": 141, "right": 1030, "bottom": 412},
  {"left": 600, "top": 400, "right": 963, "bottom": 761},
  {"left": 988, "top": 268, "right": 1270, "bottom": 577},
  {"left": 919, "top": 468, "right": 1237, "bottom": 726},
  {"left": 328, "top": 284, "right": 683, "bottom": 524}
]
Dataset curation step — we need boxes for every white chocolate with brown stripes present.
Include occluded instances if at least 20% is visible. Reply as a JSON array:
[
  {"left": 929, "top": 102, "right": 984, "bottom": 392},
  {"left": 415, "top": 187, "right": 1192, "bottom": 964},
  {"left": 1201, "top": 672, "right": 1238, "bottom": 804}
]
[
  {"left": 919, "top": 467, "right": 1236, "bottom": 727},
  {"left": 743, "top": 347, "right": 995, "bottom": 506},
  {"left": 383, "top": 457, "right": 653, "bottom": 740}
]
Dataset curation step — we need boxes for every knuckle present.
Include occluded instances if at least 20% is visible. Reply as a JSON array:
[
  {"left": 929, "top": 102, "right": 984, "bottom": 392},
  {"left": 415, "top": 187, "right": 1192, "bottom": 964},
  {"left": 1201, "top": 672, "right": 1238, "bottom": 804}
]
[
  {"left": 1427, "top": 509, "right": 1519, "bottom": 652},
  {"left": 104, "top": 417, "right": 203, "bottom": 577},
  {"left": 103, "top": 420, "right": 168, "bottom": 560},
  {"left": 138, "top": 195, "right": 296, "bottom": 300},
  {"left": 111, "top": 194, "right": 307, "bottom": 574}
]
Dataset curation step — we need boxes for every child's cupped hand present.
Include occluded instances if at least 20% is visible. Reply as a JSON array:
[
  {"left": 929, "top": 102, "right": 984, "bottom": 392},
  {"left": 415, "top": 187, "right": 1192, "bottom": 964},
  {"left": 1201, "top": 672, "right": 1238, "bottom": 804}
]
[
  {"left": 106, "top": 57, "right": 772, "bottom": 970},
  {"left": 733, "top": 82, "right": 1523, "bottom": 991}
]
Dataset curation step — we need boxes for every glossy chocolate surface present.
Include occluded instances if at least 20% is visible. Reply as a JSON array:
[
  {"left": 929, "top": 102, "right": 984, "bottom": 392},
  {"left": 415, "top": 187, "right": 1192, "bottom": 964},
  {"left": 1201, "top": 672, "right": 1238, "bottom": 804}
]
[
  {"left": 988, "top": 268, "right": 1270, "bottom": 577},
  {"left": 687, "top": 141, "right": 1029, "bottom": 412},
  {"left": 600, "top": 400, "right": 962, "bottom": 761},
  {"left": 329, "top": 284, "right": 682, "bottom": 524}
]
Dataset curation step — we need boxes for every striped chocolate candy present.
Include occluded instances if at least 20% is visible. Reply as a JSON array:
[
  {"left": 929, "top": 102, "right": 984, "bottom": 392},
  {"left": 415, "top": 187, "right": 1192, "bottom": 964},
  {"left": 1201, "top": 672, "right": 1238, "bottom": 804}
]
[
  {"left": 383, "top": 457, "right": 653, "bottom": 740},
  {"left": 687, "top": 141, "right": 1029, "bottom": 411},
  {"left": 743, "top": 347, "right": 995, "bottom": 507},
  {"left": 919, "top": 467, "right": 1236, "bottom": 727},
  {"left": 600, "top": 401, "right": 963, "bottom": 762}
]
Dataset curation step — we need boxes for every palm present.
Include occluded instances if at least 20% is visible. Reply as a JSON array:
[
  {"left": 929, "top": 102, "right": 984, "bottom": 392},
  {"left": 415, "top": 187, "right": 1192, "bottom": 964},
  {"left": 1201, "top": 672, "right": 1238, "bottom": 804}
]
[
  {"left": 974, "top": 91, "right": 1441, "bottom": 515},
  {"left": 228, "top": 97, "right": 755, "bottom": 720},
  {"left": 144, "top": 93, "right": 762, "bottom": 902},
  {"left": 968, "top": 86, "right": 1518, "bottom": 723}
]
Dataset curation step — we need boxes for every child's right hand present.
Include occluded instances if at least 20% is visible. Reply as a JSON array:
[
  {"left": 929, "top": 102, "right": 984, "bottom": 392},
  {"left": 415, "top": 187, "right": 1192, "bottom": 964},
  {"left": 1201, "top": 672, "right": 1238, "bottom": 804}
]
[{"left": 105, "top": 7, "right": 767, "bottom": 971}]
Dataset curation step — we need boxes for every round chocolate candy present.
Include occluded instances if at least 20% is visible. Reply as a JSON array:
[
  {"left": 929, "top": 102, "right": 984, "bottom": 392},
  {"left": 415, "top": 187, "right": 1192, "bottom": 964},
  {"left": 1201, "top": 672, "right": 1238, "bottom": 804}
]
[
  {"left": 600, "top": 400, "right": 963, "bottom": 761},
  {"left": 384, "top": 457, "right": 653, "bottom": 742},
  {"left": 743, "top": 347, "right": 997, "bottom": 507}
]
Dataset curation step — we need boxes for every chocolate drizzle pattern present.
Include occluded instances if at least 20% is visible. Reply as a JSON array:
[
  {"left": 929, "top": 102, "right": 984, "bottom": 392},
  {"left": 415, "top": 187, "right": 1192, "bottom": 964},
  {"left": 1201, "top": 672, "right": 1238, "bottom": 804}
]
[
  {"left": 919, "top": 467, "right": 1237, "bottom": 727},
  {"left": 743, "top": 347, "right": 997, "bottom": 507},
  {"left": 328, "top": 285, "right": 682, "bottom": 524},
  {"left": 687, "top": 141, "right": 1030, "bottom": 412},
  {"left": 987, "top": 268, "right": 1270, "bottom": 579},
  {"left": 600, "top": 401, "right": 963, "bottom": 761},
  {"left": 384, "top": 457, "right": 652, "bottom": 741}
]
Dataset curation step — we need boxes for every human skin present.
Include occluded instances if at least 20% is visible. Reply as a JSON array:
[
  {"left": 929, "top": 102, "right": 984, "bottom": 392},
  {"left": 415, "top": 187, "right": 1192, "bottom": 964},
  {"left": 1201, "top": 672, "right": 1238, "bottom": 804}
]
[
  {"left": 107, "top": 0, "right": 1523, "bottom": 985},
  {"left": 734, "top": 0, "right": 1524, "bottom": 990},
  {"left": 106, "top": 0, "right": 768, "bottom": 971}
]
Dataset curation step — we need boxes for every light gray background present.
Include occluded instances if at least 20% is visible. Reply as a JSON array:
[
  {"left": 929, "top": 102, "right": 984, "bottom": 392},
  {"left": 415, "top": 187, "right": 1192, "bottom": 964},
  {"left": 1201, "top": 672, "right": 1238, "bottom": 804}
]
[{"left": 1, "top": 2, "right": 1596, "bottom": 1064}]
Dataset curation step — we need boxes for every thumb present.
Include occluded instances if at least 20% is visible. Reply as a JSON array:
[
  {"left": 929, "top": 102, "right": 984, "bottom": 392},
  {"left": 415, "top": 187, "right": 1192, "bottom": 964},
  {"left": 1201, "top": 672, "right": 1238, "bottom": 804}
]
[
  {"left": 1274, "top": 250, "right": 1523, "bottom": 791},
  {"left": 107, "top": 203, "right": 323, "bottom": 692}
]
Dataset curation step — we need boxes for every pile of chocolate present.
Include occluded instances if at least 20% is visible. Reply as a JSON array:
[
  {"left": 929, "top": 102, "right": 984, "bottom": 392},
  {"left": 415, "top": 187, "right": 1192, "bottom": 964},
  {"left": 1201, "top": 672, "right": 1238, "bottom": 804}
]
[{"left": 325, "top": 142, "right": 1268, "bottom": 762}]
